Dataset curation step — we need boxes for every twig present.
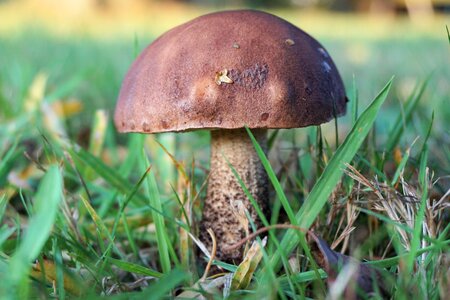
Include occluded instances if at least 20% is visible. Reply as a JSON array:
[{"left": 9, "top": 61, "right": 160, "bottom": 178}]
[
  {"left": 201, "top": 228, "right": 217, "bottom": 281},
  {"left": 222, "top": 224, "right": 309, "bottom": 253}
]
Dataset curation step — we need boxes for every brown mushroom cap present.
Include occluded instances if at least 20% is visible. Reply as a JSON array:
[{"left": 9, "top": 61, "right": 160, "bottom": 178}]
[{"left": 114, "top": 10, "right": 346, "bottom": 133}]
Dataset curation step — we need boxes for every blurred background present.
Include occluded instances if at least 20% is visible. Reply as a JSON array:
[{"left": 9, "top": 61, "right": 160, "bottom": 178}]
[{"left": 0, "top": 0, "right": 449, "bottom": 173}]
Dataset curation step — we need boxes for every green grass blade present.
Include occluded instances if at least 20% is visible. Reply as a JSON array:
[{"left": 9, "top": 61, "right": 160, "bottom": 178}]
[
  {"left": 419, "top": 112, "right": 434, "bottom": 158},
  {"left": 121, "top": 214, "right": 139, "bottom": 258},
  {"left": 366, "top": 239, "right": 449, "bottom": 268},
  {"left": 268, "top": 129, "right": 280, "bottom": 151},
  {"left": 385, "top": 78, "right": 429, "bottom": 153},
  {"left": 120, "top": 166, "right": 152, "bottom": 215},
  {"left": 170, "top": 184, "right": 189, "bottom": 227},
  {"left": 357, "top": 207, "right": 413, "bottom": 234},
  {"left": 108, "top": 269, "right": 188, "bottom": 300},
  {"left": 153, "top": 134, "right": 177, "bottom": 194},
  {"left": 358, "top": 206, "right": 440, "bottom": 249},
  {"left": 0, "top": 78, "right": 13, "bottom": 118},
  {"left": 446, "top": 25, "right": 450, "bottom": 45},
  {"left": 279, "top": 269, "right": 327, "bottom": 288},
  {"left": 111, "top": 166, "right": 151, "bottom": 258},
  {"left": 134, "top": 33, "right": 140, "bottom": 58},
  {"left": 119, "top": 133, "right": 145, "bottom": 177},
  {"left": 79, "top": 194, "right": 125, "bottom": 260},
  {"left": 390, "top": 146, "right": 412, "bottom": 186},
  {"left": 244, "top": 129, "right": 326, "bottom": 290},
  {"left": 245, "top": 127, "right": 297, "bottom": 224},
  {"left": 269, "top": 78, "right": 393, "bottom": 271},
  {"left": 356, "top": 154, "right": 387, "bottom": 181},
  {"left": 79, "top": 195, "right": 114, "bottom": 243},
  {"left": 406, "top": 144, "right": 429, "bottom": 272},
  {"left": 0, "top": 193, "right": 7, "bottom": 223},
  {"left": 225, "top": 156, "right": 269, "bottom": 227},
  {"left": 108, "top": 257, "right": 163, "bottom": 278},
  {"left": 44, "top": 73, "right": 84, "bottom": 103},
  {"left": 68, "top": 146, "right": 146, "bottom": 204},
  {"left": 5, "top": 165, "right": 62, "bottom": 296},
  {"left": 351, "top": 75, "right": 359, "bottom": 124},
  {"left": 404, "top": 113, "right": 434, "bottom": 270},
  {"left": 224, "top": 158, "right": 293, "bottom": 294},
  {"left": 69, "top": 146, "right": 131, "bottom": 192},
  {"left": 0, "top": 225, "right": 15, "bottom": 248},
  {"left": 52, "top": 238, "right": 65, "bottom": 300},
  {"left": 141, "top": 152, "right": 172, "bottom": 273},
  {"left": 0, "top": 140, "right": 21, "bottom": 187}
]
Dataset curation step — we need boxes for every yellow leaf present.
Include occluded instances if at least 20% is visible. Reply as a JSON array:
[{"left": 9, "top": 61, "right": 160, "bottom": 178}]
[
  {"left": 7, "top": 164, "right": 41, "bottom": 189},
  {"left": 42, "top": 102, "right": 67, "bottom": 141},
  {"left": 24, "top": 72, "right": 48, "bottom": 113},
  {"left": 394, "top": 146, "right": 403, "bottom": 165},
  {"left": 88, "top": 110, "right": 108, "bottom": 156},
  {"left": 0, "top": 187, "right": 16, "bottom": 202},
  {"left": 31, "top": 260, "right": 85, "bottom": 296},
  {"left": 51, "top": 99, "right": 83, "bottom": 118},
  {"left": 231, "top": 236, "right": 267, "bottom": 290}
]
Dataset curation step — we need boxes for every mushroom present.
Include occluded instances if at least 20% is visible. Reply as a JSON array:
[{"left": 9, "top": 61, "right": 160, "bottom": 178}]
[{"left": 114, "top": 10, "right": 346, "bottom": 263}]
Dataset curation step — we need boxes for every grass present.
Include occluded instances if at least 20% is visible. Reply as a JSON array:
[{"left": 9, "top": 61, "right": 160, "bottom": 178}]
[{"left": 0, "top": 3, "right": 449, "bottom": 299}]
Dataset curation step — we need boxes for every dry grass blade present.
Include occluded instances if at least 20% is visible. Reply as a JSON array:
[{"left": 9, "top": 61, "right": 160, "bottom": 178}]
[
  {"left": 201, "top": 228, "right": 217, "bottom": 281},
  {"left": 330, "top": 201, "right": 360, "bottom": 252},
  {"left": 223, "top": 224, "right": 308, "bottom": 253},
  {"left": 344, "top": 163, "right": 383, "bottom": 199},
  {"left": 187, "top": 231, "right": 211, "bottom": 259},
  {"left": 152, "top": 138, "right": 187, "bottom": 180},
  {"left": 331, "top": 226, "right": 356, "bottom": 251},
  {"left": 344, "top": 164, "right": 448, "bottom": 253}
]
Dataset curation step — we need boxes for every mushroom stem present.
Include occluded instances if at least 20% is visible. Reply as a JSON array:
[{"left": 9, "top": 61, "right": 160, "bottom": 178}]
[{"left": 200, "top": 128, "right": 269, "bottom": 263}]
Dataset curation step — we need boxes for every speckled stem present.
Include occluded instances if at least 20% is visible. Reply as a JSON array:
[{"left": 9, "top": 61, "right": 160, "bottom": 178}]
[{"left": 200, "top": 128, "right": 269, "bottom": 263}]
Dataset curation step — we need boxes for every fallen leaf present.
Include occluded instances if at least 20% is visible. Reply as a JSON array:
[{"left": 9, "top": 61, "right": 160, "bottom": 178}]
[
  {"left": 51, "top": 99, "right": 83, "bottom": 118},
  {"left": 24, "top": 72, "right": 47, "bottom": 113},
  {"left": 308, "top": 232, "right": 392, "bottom": 299},
  {"left": 41, "top": 102, "right": 67, "bottom": 141},
  {"left": 393, "top": 146, "right": 403, "bottom": 165},
  {"left": 31, "top": 259, "right": 86, "bottom": 296},
  {"left": 176, "top": 275, "right": 231, "bottom": 299},
  {"left": 88, "top": 110, "right": 108, "bottom": 156},
  {"left": 231, "top": 236, "right": 267, "bottom": 290}
]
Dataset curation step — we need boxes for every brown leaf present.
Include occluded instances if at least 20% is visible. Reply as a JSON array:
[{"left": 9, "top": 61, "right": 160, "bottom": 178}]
[
  {"left": 31, "top": 260, "right": 86, "bottom": 296},
  {"left": 308, "top": 232, "right": 392, "bottom": 299}
]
